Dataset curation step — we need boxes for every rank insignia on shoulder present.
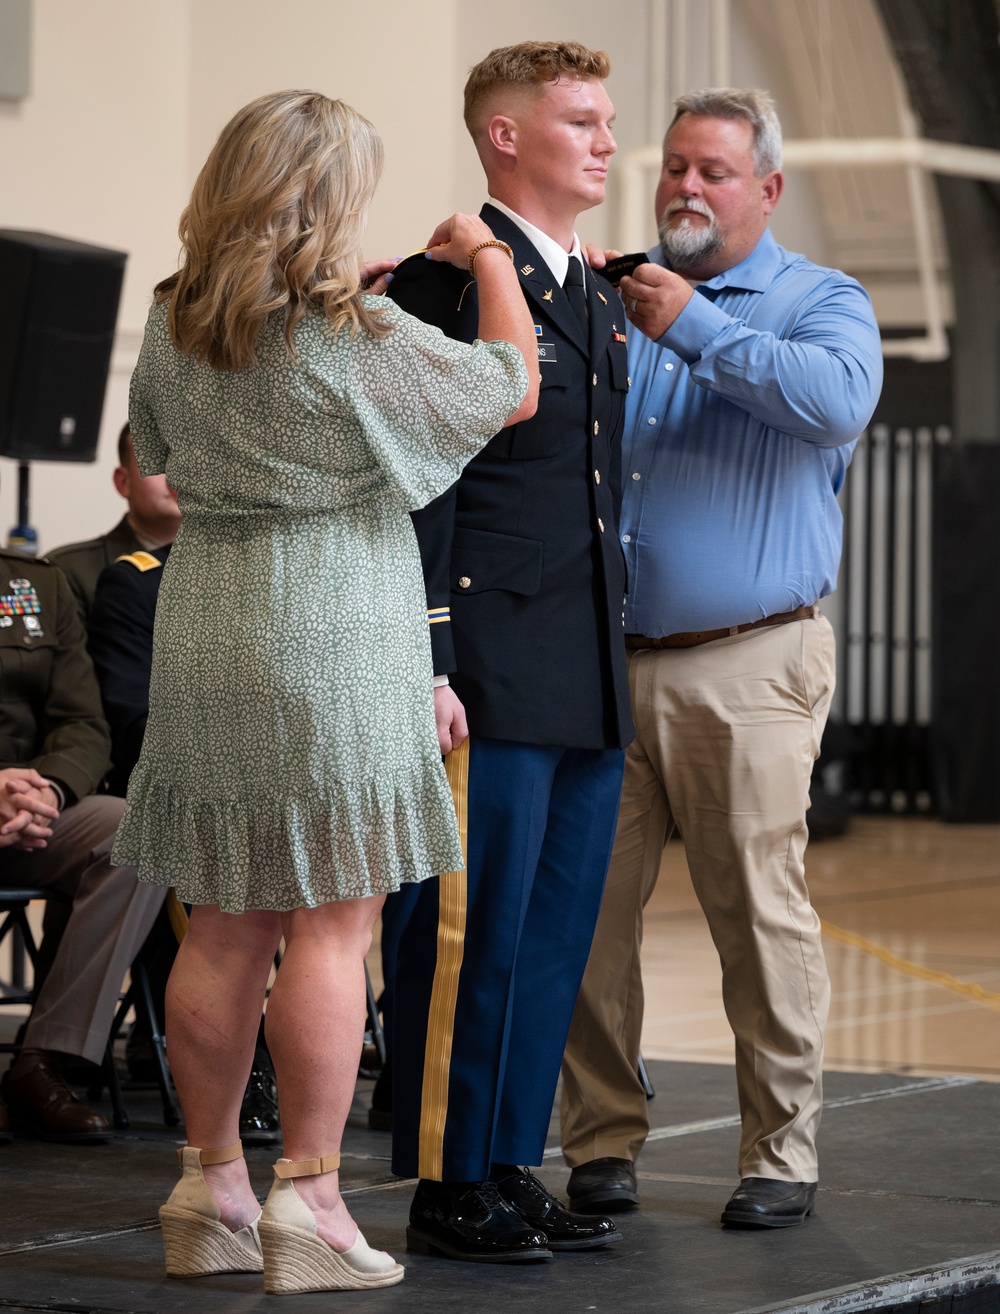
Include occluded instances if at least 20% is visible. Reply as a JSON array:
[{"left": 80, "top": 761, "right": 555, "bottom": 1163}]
[
  {"left": 520, "top": 264, "right": 535, "bottom": 276},
  {"left": 116, "top": 551, "right": 163, "bottom": 572}
]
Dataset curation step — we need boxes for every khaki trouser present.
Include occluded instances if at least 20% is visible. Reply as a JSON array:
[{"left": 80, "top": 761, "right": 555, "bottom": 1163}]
[
  {"left": 1, "top": 794, "right": 165, "bottom": 1065},
  {"left": 560, "top": 615, "right": 836, "bottom": 1182}
]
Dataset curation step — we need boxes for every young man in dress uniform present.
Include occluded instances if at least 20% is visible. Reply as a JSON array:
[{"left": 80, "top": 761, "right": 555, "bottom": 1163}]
[
  {"left": 0, "top": 551, "right": 165, "bottom": 1142},
  {"left": 387, "top": 40, "right": 633, "bottom": 1263},
  {"left": 47, "top": 423, "right": 181, "bottom": 623}
]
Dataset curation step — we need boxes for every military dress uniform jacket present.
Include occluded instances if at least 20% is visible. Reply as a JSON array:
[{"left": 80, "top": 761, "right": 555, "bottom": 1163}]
[
  {"left": 389, "top": 205, "right": 633, "bottom": 751},
  {"left": 0, "top": 551, "right": 111, "bottom": 804},
  {"left": 46, "top": 515, "right": 140, "bottom": 624},
  {"left": 88, "top": 546, "right": 168, "bottom": 798}
]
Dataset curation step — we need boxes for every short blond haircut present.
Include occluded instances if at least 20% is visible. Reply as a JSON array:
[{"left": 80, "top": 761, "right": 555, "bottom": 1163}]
[
  {"left": 464, "top": 41, "right": 611, "bottom": 143},
  {"left": 156, "top": 90, "right": 389, "bottom": 372}
]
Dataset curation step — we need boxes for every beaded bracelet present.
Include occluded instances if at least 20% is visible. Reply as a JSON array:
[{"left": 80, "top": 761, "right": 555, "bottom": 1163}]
[{"left": 467, "top": 239, "right": 514, "bottom": 278}]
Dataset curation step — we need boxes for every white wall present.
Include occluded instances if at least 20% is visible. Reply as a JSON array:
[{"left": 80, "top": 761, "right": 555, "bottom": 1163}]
[
  {"left": 0, "top": 0, "right": 193, "bottom": 551},
  {"left": 186, "top": 0, "right": 465, "bottom": 270}
]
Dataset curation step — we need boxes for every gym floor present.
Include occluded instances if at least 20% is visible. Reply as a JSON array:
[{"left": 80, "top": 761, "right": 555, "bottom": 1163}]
[{"left": 2, "top": 815, "right": 998, "bottom": 1313}]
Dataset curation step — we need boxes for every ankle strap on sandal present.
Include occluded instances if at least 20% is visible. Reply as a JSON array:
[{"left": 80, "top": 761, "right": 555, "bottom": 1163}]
[
  {"left": 176, "top": 1141, "right": 244, "bottom": 1166},
  {"left": 273, "top": 1153, "right": 341, "bottom": 1178}
]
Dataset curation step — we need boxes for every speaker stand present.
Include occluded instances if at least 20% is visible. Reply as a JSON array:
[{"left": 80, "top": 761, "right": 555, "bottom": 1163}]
[{"left": 7, "top": 462, "right": 38, "bottom": 557}]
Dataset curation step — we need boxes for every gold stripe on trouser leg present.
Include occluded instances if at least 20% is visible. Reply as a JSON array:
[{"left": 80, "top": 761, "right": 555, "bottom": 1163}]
[
  {"left": 166, "top": 889, "right": 189, "bottom": 942},
  {"left": 417, "top": 736, "right": 470, "bottom": 1180}
]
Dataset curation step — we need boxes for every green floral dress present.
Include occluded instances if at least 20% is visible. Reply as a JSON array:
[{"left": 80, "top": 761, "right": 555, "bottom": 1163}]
[{"left": 112, "top": 297, "right": 525, "bottom": 912}]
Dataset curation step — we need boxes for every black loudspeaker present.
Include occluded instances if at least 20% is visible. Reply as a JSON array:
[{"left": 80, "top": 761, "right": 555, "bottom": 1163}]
[{"left": 0, "top": 229, "right": 127, "bottom": 463}]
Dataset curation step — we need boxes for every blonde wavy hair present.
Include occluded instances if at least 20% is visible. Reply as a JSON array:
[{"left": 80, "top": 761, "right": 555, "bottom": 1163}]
[{"left": 156, "top": 90, "right": 389, "bottom": 372}]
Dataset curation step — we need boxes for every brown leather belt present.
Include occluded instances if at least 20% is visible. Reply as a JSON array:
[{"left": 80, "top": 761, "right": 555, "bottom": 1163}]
[{"left": 625, "top": 603, "right": 819, "bottom": 651}]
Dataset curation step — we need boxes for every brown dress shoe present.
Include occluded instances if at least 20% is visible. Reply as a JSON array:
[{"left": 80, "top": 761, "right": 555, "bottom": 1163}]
[{"left": 1, "top": 1050, "right": 111, "bottom": 1143}]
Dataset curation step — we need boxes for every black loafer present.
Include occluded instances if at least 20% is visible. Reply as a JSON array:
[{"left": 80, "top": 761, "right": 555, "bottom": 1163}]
[
  {"left": 567, "top": 1157, "right": 639, "bottom": 1213},
  {"left": 124, "top": 1026, "right": 159, "bottom": 1084},
  {"left": 406, "top": 1180, "right": 552, "bottom": 1263},
  {"left": 496, "top": 1168, "right": 620, "bottom": 1250},
  {"left": 721, "top": 1178, "right": 817, "bottom": 1229},
  {"left": 238, "top": 1064, "right": 281, "bottom": 1145}
]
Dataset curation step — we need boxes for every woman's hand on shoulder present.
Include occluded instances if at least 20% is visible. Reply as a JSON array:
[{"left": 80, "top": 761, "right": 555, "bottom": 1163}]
[
  {"left": 424, "top": 214, "right": 496, "bottom": 271},
  {"left": 360, "top": 259, "right": 398, "bottom": 296}
]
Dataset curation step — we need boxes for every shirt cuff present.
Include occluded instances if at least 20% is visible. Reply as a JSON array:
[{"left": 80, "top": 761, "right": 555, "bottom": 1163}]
[
  {"left": 659, "top": 290, "right": 734, "bottom": 363},
  {"left": 432, "top": 674, "right": 450, "bottom": 688}
]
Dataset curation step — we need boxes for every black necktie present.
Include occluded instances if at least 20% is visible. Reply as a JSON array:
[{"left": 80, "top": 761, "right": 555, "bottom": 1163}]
[{"left": 563, "top": 258, "right": 588, "bottom": 336}]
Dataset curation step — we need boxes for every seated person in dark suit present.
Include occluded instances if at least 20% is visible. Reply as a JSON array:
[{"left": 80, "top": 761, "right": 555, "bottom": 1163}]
[
  {"left": 88, "top": 543, "right": 280, "bottom": 1143},
  {"left": 0, "top": 551, "right": 165, "bottom": 1142},
  {"left": 35, "top": 425, "right": 175, "bottom": 983},
  {"left": 47, "top": 422, "right": 181, "bottom": 623}
]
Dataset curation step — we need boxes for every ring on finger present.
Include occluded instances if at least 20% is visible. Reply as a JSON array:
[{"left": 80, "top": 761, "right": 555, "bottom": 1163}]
[{"left": 629, "top": 297, "right": 639, "bottom": 313}]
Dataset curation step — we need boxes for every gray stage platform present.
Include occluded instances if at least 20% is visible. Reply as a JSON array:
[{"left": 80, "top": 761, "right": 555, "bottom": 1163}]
[{"left": 1, "top": 1061, "right": 998, "bottom": 1313}]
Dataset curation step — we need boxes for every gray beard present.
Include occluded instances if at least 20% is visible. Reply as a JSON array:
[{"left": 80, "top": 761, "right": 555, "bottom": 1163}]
[{"left": 657, "top": 213, "right": 725, "bottom": 271}]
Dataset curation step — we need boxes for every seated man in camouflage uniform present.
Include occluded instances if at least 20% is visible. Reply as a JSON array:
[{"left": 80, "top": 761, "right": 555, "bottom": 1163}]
[{"left": 0, "top": 552, "right": 164, "bottom": 1142}]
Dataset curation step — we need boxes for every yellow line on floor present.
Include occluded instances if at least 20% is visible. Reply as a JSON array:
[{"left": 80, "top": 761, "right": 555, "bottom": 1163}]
[{"left": 821, "top": 919, "right": 1000, "bottom": 1012}]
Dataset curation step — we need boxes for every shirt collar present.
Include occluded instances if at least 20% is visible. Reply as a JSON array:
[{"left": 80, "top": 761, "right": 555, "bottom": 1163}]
[
  {"left": 654, "top": 226, "right": 782, "bottom": 293},
  {"left": 488, "top": 197, "right": 583, "bottom": 285}
]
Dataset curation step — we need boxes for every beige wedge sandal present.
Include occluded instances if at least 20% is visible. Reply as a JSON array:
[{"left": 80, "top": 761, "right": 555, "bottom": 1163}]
[
  {"left": 159, "top": 1141, "right": 264, "bottom": 1277},
  {"left": 259, "top": 1153, "right": 404, "bottom": 1294}
]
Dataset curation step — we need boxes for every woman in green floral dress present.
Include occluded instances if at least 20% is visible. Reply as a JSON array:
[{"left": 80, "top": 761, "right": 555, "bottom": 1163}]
[{"left": 113, "top": 89, "right": 537, "bottom": 1294}]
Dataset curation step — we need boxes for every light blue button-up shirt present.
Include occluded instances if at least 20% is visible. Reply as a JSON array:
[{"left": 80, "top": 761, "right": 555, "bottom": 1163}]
[{"left": 620, "top": 228, "right": 883, "bottom": 635}]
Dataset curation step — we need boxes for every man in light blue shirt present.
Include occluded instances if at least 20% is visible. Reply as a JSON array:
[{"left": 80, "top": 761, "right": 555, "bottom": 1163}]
[{"left": 559, "top": 88, "right": 882, "bottom": 1230}]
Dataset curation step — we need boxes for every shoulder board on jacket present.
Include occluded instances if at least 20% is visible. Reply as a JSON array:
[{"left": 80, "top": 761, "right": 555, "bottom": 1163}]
[
  {"left": 115, "top": 551, "right": 162, "bottom": 572},
  {"left": 390, "top": 251, "right": 472, "bottom": 303}
]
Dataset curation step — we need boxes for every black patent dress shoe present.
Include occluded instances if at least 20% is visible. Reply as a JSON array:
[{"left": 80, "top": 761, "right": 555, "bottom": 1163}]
[
  {"left": 496, "top": 1168, "right": 620, "bottom": 1250},
  {"left": 721, "top": 1177, "right": 817, "bottom": 1229},
  {"left": 407, "top": 1180, "right": 552, "bottom": 1263},
  {"left": 238, "top": 1064, "right": 281, "bottom": 1145},
  {"left": 567, "top": 1157, "right": 639, "bottom": 1213}
]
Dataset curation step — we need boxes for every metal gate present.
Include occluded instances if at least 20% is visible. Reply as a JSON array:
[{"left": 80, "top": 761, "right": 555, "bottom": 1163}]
[{"left": 835, "top": 422, "right": 951, "bottom": 812}]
